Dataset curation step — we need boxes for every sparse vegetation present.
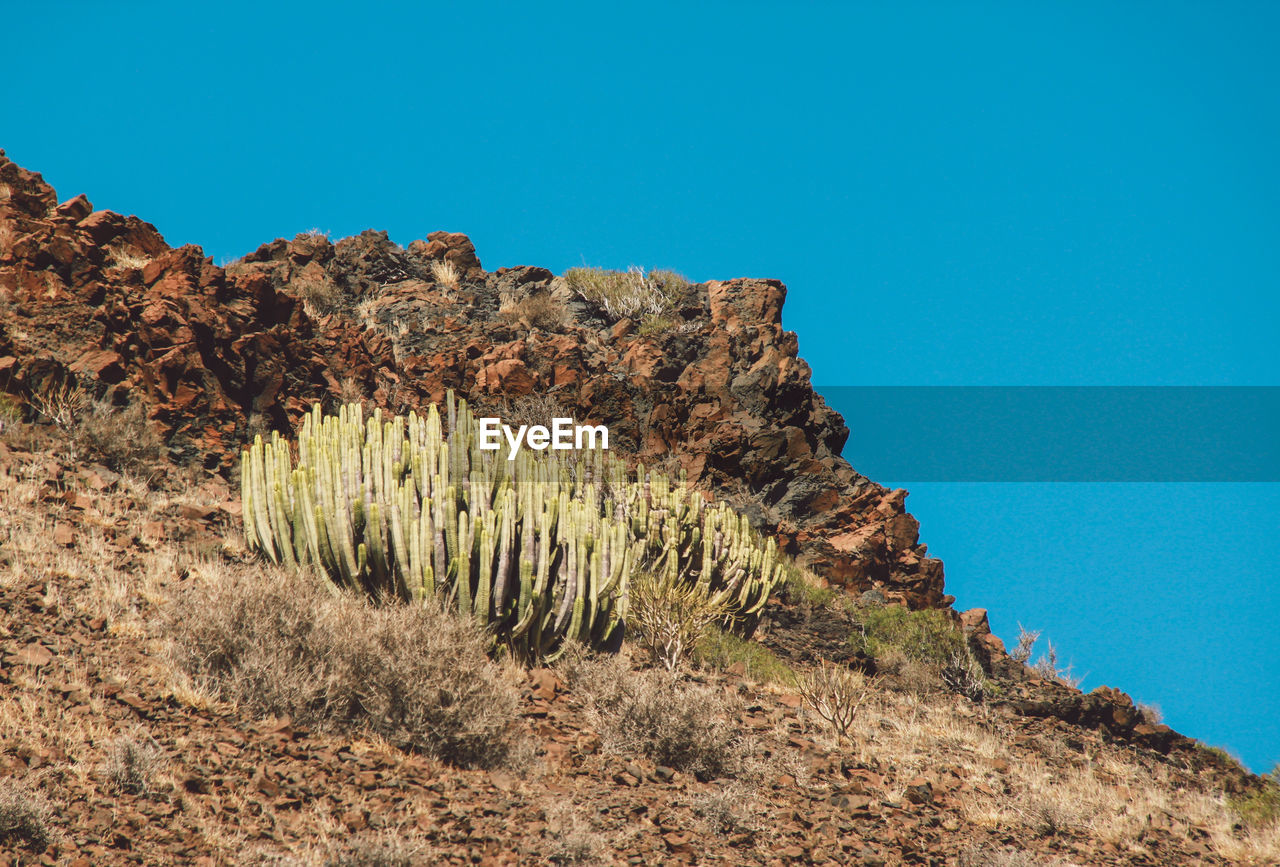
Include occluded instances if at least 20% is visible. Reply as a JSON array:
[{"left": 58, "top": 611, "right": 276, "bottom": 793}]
[
  {"left": 1231, "top": 766, "right": 1280, "bottom": 830},
  {"left": 778, "top": 563, "right": 839, "bottom": 609},
  {"left": 543, "top": 804, "right": 606, "bottom": 866},
  {"left": 797, "top": 661, "right": 877, "bottom": 743},
  {"left": 1011, "top": 625, "right": 1082, "bottom": 688},
  {"left": 29, "top": 376, "right": 88, "bottom": 432},
  {"left": 628, "top": 569, "right": 732, "bottom": 670},
  {"left": 853, "top": 604, "right": 964, "bottom": 668},
  {"left": 501, "top": 292, "right": 568, "bottom": 330},
  {"left": 430, "top": 259, "right": 461, "bottom": 296},
  {"left": 105, "top": 733, "right": 166, "bottom": 794},
  {"left": 564, "top": 265, "right": 691, "bottom": 323},
  {"left": 296, "top": 276, "right": 343, "bottom": 317},
  {"left": 166, "top": 561, "right": 525, "bottom": 769},
  {"left": 74, "top": 397, "right": 165, "bottom": 473},
  {"left": 0, "top": 779, "right": 52, "bottom": 851},
  {"left": 695, "top": 628, "right": 795, "bottom": 685},
  {"left": 560, "top": 653, "right": 745, "bottom": 780},
  {"left": 851, "top": 603, "right": 995, "bottom": 698}
]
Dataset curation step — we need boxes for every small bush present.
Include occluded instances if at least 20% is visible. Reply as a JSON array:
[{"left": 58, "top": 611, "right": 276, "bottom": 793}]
[
  {"left": 106, "top": 734, "right": 165, "bottom": 795},
  {"left": 853, "top": 604, "right": 994, "bottom": 697},
  {"left": 502, "top": 293, "right": 568, "bottom": 330},
  {"left": 565, "top": 266, "right": 690, "bottom": 321},
  {"left": 429, "top": 259, "right": 460, "bottom": 295},
  {"left": 629, "top": 570, "right": 732, "bottom": 670},
  {"left": 853, "top": 605, "right": 965, "bottom": 669},
  {"left": 75, "top": 398, "right": 165, "bottom": 473},
  {"left": 695, "top": 629, "right": 795, "bottom": 686},
  {"left": 1232, "top": 767, "right": 1280, "bottom": 830},
  {"left": 797, "top": 662, "right": 877, "bottom": 743},
  {"left": 543, "top": 804, "right": 605, "bottom": 866},
  {"left": 166, "top": 563, "right": 524, "bottom": 769},
  {"left": 692, "top": 782, "right": 760, "bottom": 837},
  {"left": 0, "top": 779, "right": 52, "bottom": 851},
  {"left": 560, "top": 654, "right": 744, "bottom": 779}
]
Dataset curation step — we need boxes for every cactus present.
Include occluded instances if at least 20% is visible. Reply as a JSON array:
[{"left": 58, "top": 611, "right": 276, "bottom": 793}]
[{"left": 241, "top": 392, "right": 784, "bottom": 662}]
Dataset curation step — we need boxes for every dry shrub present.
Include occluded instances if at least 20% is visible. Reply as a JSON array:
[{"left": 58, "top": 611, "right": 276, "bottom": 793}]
[
  {"left": 942, "top": 649, "right": 991, "bottom": 701},
  {"left": 0, "top": 778, "right": 52, "bottom": 851},
  {"left": 327, "top": 833, "right": 430, "bottom": 867},
  {"left": 502, "top": 293, "right": 568, "bottom": 330},
  {"left": 691, "top": 782, "right": 761, "bottom": 837},
  {"left": 29, "top": 377, "right": 88, "bottom": 431},
  {"left": 297, "top": 277, "right": 343, "bottom": 317},
  {"left": 543, "top": 803, "right": 605, "bottom": 866},
  {"left": 628, "top": 570, "right": 732, "bottom": 670},
  {"left": 165, "top": 562, "right": 524, "bottom": 769},
  {"left": 481, "top": 392, "right": 573, "bottom": 430},
  {"left": 430, "top": 259, "right": 460, "bottom": 295},
  {"left": 959, "top": 846, "right": 1073, "bottom": 867},
  {"left": 564, "top": 265, "right": 689, "bottom": 321},
  {"left": 106, "top": 733, "right": 165, "bottom": 795},
  {"left": 75, "top": 398, "right": 165, "bottom": 473},
  {"left": 559, "top": 653, "right": 744, "bottom": 779},
  {"left": 797, "top": 662, "right": 877, "bottom": 743}
]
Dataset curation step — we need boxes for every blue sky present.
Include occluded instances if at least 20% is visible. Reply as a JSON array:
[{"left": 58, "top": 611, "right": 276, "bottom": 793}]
[{"left": 5, "top": 2, "right": 1276, "bottom": 770}]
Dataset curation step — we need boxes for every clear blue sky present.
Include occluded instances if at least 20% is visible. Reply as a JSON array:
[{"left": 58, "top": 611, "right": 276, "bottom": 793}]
[{"left": 5, "top": 2, "right": 1276, "bottom": 771}]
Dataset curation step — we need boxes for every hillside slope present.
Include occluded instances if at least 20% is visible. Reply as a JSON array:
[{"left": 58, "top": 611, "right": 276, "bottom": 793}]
[{"left": 1, "top": 154, "right": 1276, "bottom": 865}]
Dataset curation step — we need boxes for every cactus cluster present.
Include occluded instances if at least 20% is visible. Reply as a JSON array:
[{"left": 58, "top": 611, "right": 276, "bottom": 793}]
[{"left": 241, "top": 392, "right": 783, "bottom": 662}]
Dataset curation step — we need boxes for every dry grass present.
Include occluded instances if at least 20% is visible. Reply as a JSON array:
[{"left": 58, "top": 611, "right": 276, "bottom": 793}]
[
  {"left": 28, "top": 377, "right": 88, "bottom": 431},
  {"left": 558, "top": 652, "right": 746, "bottom": 780},
  {"left": 108, "top": 246, "right": 153, "bottom": 270},
  {"left": 74, "top": 397, "right": 165, "bottom": 473},
  {"left": 105, "top": 732, "right": 166, "bottom": 795},
  {"left": 164, "top": 561, "right": 527, "bottom": 769},
  {"left": 501, "top": 293, "right": 568, "bottom": 330},
  {"left": 296, "top": 277, "right": 344, "bottom": 317},
  {"left": 564, "top": 266, "right": 690, "bottom": 322},
  {"left": 429, "top": 259, "right": 460, "bottom": 296}
]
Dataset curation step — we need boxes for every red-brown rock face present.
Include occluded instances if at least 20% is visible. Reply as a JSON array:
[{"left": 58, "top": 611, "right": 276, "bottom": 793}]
[{"left": 0, "top": 151, "right": 946, "bottom": 609}]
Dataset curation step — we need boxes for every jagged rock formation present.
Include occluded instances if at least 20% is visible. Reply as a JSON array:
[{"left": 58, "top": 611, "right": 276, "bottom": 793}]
[{"left": 0, "top": 150, "right": 945, "bottom": 609}]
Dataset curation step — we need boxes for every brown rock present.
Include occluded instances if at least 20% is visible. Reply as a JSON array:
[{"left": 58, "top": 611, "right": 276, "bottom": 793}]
[
  {"left": 56, "top": 194, "right": 92, "bottom": 220},
  {"left": 903, "top": 777, "right": 933, "bottom": 805},
  {"left": 959, "top": 607, "right": 991, "bottom": 635},
  {"left": 11, "top": 642, "right": 54, "bottom": 667}
]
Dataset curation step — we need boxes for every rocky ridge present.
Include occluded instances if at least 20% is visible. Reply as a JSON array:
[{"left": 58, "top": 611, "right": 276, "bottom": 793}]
[{"left": 0, "top": 149, "right": 942, "bottom": 609}]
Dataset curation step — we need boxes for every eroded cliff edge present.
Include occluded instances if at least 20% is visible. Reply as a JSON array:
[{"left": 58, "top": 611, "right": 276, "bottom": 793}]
[{"left": 0, "top": 151, "right": 946, "bottom": 609}]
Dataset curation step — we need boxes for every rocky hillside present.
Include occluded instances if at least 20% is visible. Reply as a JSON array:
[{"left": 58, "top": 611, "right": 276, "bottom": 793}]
[
  {"left": 0, "top": 149, "right": 942, "bottom": 609},
  {"left": 1, "top": 153, "right": 1277, "bottom": 865}
]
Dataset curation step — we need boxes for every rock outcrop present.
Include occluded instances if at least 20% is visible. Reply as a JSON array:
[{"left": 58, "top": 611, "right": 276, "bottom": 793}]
[{"left": 0, "top": 150, "right": 943, "bottom": 607}]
